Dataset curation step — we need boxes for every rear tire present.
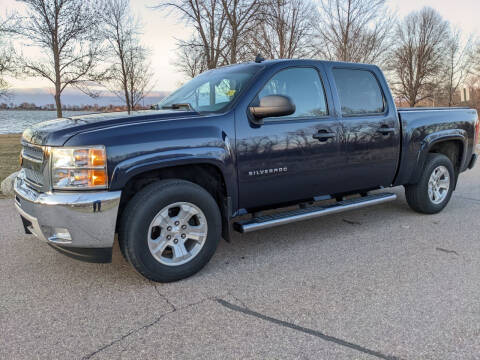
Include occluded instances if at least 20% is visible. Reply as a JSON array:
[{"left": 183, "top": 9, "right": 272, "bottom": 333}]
[
  {"left": 404, "top": 153, "right": 455, "bottom": 214},
  {"left": 119, "top": 179, "right": 221, "bottom": 282}
]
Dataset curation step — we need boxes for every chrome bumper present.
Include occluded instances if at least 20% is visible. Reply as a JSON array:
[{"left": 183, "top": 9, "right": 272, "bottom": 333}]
[{"left": 14, "top": 171, "right": 121, "bottom": 250}]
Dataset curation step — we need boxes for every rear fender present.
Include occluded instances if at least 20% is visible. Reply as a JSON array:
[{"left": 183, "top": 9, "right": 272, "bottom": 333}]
[{"left": 409, "top": 130, "right": 467, "bottom": 184}]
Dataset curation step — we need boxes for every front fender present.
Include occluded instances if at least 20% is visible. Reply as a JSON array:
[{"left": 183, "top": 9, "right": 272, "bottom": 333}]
[
  {"left": 62, "top": 111, "right": 239, "bottom": 212},
  {"left": 110, "top": 146, "right": 232, "bottom": 190}
]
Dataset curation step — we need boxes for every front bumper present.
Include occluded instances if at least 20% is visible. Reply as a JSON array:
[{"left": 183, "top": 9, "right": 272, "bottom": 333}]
[{"left": 14, "top": 171, "right": 121, "bottom": 263}]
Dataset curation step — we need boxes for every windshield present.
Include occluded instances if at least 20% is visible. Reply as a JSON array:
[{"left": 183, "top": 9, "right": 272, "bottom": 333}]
[{"left": 158, "top": 64, "right": 262, "bottom": 113}]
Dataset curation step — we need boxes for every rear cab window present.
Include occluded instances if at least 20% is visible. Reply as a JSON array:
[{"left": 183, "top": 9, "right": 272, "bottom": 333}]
[{"left": 332, "top": 68, "right": 385, "bottom": 116}]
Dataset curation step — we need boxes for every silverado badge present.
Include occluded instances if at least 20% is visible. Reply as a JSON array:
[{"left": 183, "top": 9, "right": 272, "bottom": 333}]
[{"left": 248, "top": 167, "right": 288, "bottom": 176}]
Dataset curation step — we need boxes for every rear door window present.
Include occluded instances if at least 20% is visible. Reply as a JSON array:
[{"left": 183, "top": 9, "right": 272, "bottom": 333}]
[{"left": 333, "top": 69, "right": 385, "bottom": 116}]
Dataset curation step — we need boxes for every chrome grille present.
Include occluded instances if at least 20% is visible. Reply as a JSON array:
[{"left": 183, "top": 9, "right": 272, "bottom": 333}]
[
  {"left": 22, "top": 143, "right": 44, "bottom": 162},
  {"left": 21, "top": 143, "right": 46, "bottom": 189},
  {"left": 23, "top": 167, "right": 45, "bottom": 186}
]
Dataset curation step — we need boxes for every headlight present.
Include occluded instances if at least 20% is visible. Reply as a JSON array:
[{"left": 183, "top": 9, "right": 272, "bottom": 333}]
[{"left": 51, "top": 146, "right": 108, "bottom": 189}]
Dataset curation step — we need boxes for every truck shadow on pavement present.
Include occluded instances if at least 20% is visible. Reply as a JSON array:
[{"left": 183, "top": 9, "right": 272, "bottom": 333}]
[{"left": 43, "top": 186, "right": 456, "bottom": 287}]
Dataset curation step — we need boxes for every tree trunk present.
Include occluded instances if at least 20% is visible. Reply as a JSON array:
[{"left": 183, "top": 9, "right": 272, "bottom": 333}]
[
  {"left": 52, "top": 24, "right": 63, "bottom": 118},
  {"left": 123, "top": 77, "right": 131, "bottom": 114},
  {"left": 53, "top": 55, "right": 63, "bottom": 118},
  {"left": 230, "top": 36, "right": 237, "bottom": 64},
  {"left": 54, "top": 90, "right": 62, "bottom": 118},
  {"left": 119, "top": 53, "right": 131, "bottom": 114}
]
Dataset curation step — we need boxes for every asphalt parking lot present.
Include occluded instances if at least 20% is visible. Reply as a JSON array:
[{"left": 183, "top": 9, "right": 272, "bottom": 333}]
[{"left": 1, "top": 165, "right": 480, "bottom": 360}]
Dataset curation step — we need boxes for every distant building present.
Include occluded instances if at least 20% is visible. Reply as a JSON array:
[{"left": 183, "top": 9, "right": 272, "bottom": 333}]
[{"left": 460, "top": 87, "right": 471, "bottom": 103}]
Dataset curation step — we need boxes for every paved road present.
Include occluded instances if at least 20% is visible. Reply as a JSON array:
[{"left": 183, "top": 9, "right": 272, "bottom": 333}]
[{"left": 1, "top": 166, "right": 480, "bottom": 360}]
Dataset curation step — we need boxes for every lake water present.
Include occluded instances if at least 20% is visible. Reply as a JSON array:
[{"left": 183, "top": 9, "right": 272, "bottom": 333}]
[{"left": 0, "top": 110, "right": 93, "bottom": 134}]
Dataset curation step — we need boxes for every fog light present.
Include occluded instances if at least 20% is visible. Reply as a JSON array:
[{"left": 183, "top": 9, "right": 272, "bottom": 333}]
[{"left": 48, "top": 228, "right": 72, "bottom": 244}]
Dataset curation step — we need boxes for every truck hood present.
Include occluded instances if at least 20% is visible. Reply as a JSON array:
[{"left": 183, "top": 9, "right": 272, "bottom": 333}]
[{"left": 22, "top": 109, "right": 199, "bottom": 146}]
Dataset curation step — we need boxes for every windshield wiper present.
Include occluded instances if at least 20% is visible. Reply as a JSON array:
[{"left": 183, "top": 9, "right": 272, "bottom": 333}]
[{"left": 161, "top": 103, "right": 194, "bottom": 111}]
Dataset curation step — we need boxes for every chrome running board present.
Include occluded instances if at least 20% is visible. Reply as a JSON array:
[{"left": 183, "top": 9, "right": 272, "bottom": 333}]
[{"left": 234, "top": 193, "right": 397, "bottom": 233}]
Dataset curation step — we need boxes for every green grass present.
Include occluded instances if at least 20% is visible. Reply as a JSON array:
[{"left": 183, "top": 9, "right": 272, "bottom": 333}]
[{"left": 0, "top": 134, "right": 22, "bottom": 198}]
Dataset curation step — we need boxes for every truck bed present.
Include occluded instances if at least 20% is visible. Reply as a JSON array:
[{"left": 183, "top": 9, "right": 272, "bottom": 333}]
[{"left": 393, "top": 106, "right": 478, "bottom": 187}]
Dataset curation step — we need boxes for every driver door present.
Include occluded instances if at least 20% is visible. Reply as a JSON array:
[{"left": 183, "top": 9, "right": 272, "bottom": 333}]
[{"left": 235, "top": 66, "right": 344, "bottom": 210}]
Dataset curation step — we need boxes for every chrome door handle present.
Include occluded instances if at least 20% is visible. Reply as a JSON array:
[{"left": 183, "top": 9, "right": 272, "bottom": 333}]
[
  {"left": 313, "top": 132, "right": 336, "bottom": 141},
  {"left": 377, "top": 127, "right": 395, "bottom": 135}
]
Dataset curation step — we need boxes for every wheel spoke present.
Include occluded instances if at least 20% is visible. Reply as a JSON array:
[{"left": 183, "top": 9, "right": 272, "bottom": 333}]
[
  {"left": 187, "top": 222, "right": 207, "bottom": 241},
  {"left": 172, "top": 241, "right": 189, "bottom": 261},
  {"left": 151, "top": 209, "right": 171, "bottom": 228},
  {"left": 186, "top": 231, "right": 203, "bottom": 242},
  {"left": 437, "top": 179, "right": 449, "bottom": 189},
  {"left": 150, "top": 238, "right": 169, "bottom": 255},
  {"left": 177, "top": 204, "right": 198, "bottom": 224}
]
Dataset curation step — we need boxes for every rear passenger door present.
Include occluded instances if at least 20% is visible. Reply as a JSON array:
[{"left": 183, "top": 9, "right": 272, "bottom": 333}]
[{"left": 331, "top": 67, "right": 400, "bottom": 191}]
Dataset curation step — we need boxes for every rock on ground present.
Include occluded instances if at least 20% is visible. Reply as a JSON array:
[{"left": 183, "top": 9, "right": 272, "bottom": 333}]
[{"left": 1, "top": 171, "right": 19, "bottom": 197}]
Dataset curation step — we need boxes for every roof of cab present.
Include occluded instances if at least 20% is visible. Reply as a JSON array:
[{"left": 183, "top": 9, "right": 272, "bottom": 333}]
[
  {"left": 246, "top": 58, "right": 378, "bottom": 69},
  {"left": 212, "top": 58, "right": 380, "bottom": 74}
]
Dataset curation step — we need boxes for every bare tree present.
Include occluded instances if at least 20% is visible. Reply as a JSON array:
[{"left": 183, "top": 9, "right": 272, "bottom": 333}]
[
  {"left": 0, "top": 16, "right": 15, "bottom": 98},
  {"left": 315, "top": 0, "right": 394, "bottom": 66},
  {"left": 100, "top": 0, "right": 152, "bottom": 113},
  {"left": 441, "top": 29, "right": 474, "bottom": 106},
  {"left": 251, "top": 0, "right": 316, "bottom": 59},
  {"left": 176, "top": 39, "right": 208, "bottom": 78},
  {"left": 469, "top": 41, "right": 480, "bottom": 79},
  {"left": 124, "top": 44, "right": 154, "bottom": 110},
  {"left": 220, "top": 0, "right": 264, "bottom": 64},
  {"left": 156, "top": 0, "right": 228, "bottom": 70},
  {"left": 10, "top": 0, "right": 106, "bottom": 117},
  {"left": 388, "top": 7, "right": 449, "bottom": 107},
  {"left": 0, "top": 49, "right": 12, "bottom": 99},
  {"left": 165, "top": 0, "right": 263, "bottom": 78}
]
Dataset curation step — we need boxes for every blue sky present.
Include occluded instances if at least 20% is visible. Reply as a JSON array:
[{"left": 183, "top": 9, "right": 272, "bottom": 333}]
[{"left": 4, "top": 0, "right": 480, "bottom": 91}]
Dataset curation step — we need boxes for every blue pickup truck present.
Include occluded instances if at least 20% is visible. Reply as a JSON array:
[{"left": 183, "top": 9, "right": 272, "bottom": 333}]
[{"left": 14, "top": 59, "right": 478, "bottom": 282}]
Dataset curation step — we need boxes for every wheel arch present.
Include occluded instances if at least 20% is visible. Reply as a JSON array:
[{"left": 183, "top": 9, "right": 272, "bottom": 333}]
[
  {"left": 409, "top": 132, "right": 466, "bottom": 186},
  {"left": 116, "top": 161, "right": 233, "bottom": 241}
]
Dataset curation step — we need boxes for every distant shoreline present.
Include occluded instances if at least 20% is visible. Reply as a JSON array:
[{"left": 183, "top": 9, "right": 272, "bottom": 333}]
[
  {"left": 0, "top": 109, "right": 88, "bottom": 111},
  {"left": 0, "top": 109, "right": 98, "bottom": 135}
]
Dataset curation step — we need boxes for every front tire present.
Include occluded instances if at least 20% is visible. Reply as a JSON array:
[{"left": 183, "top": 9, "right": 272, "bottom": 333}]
[
  {"left": 404, "top": 153, "right": 455, "bottom": 214},
  {"left": 119, "top": 179, "right": 222, "bottom": 282}
]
